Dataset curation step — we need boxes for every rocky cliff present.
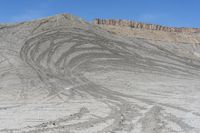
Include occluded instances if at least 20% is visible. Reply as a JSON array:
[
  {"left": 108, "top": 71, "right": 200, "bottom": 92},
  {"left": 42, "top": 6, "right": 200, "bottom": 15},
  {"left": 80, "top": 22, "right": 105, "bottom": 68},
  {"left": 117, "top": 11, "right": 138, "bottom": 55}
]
[{"left": 93, "top": 19, "right": 200, "bottom": 33}]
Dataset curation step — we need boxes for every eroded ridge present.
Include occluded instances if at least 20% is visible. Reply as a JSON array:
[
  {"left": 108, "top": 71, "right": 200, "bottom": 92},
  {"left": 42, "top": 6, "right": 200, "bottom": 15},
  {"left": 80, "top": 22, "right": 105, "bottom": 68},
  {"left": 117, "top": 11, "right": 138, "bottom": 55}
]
[{"left": 93, "top": 19, "right": 200, "bottom": 33}]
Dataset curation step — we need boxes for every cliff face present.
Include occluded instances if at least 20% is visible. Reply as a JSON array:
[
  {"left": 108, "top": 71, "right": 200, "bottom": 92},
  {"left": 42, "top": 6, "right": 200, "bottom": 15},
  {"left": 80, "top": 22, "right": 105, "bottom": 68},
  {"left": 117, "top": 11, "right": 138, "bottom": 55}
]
[
  {"left": 93, "top": 19, "right": 200, "bottom": 33},
  {"left": 93, "top": 19, "right": 200, "bottom": 44}
]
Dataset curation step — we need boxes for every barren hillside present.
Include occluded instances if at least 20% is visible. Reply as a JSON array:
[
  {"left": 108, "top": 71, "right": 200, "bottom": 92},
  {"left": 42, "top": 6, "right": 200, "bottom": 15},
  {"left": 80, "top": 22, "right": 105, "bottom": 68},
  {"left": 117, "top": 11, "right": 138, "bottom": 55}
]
[{"left": 0, "top": 14, "right": 200, "bottom": 133}]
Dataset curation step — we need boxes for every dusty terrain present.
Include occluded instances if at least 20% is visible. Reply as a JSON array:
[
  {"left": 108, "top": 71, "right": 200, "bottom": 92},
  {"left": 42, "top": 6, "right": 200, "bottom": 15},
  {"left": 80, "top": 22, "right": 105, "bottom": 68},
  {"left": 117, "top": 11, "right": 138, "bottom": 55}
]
[{"left": 0, "top": 14, "right": 200, "bottom": 133}]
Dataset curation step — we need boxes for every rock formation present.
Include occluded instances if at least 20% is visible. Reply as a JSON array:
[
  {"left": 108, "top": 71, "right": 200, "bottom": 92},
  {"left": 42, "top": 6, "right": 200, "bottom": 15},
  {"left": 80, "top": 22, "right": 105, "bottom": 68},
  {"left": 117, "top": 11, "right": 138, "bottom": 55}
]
[{"left": 93, "top": 18, "right": 200, "bottom": 33}]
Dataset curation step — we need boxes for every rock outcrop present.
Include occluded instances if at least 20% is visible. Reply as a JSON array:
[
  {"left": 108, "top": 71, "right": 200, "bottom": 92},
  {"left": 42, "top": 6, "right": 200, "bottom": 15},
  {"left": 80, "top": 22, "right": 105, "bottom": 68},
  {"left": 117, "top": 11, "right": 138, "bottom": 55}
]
[{"left": 93, "top": 19, "right": 200, "bottom": 33}]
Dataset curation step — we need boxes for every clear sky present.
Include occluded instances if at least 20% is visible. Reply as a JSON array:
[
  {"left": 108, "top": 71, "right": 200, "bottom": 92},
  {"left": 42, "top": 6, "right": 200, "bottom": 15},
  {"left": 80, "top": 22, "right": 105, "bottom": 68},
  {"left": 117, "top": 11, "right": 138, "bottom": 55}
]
[{"left": 0, "top": 0, "right": 200, "bottom": 28}]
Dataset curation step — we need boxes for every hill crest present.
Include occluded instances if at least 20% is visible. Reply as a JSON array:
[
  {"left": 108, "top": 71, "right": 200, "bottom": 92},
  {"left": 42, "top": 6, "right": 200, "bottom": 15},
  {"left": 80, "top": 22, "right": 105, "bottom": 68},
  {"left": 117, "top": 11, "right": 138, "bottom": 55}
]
[{"left": 93, "top": 18, "right": 200, "bottom": 33}]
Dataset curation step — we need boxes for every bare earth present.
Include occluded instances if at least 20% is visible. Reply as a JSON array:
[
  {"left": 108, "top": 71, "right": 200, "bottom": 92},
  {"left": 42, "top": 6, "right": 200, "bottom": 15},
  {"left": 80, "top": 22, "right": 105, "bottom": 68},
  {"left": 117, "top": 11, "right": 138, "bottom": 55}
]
[{"left": 0, "top": 14, "right": 200, "bottom": 133}]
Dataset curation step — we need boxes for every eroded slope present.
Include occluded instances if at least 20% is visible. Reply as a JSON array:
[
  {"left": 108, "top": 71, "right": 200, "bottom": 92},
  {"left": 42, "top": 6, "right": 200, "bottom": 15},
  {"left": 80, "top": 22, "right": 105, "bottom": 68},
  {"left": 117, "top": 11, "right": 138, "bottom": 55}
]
[{"left": 0, "top": 14, "right": 200, "bottom": 133}]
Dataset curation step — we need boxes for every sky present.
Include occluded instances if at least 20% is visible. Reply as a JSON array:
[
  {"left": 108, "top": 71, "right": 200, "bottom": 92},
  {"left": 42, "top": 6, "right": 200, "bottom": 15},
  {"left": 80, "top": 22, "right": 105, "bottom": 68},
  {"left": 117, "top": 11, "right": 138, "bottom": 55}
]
[{"left": 0, "top": 0, "right": 200, "bottom": 28}]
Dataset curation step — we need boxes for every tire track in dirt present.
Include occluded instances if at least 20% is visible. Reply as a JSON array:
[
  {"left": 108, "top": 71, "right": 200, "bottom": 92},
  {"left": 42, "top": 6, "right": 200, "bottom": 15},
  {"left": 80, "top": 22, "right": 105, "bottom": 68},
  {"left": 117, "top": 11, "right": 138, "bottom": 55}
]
[{"left": 15, "top": 27, "right": 198, "bottom": 133}]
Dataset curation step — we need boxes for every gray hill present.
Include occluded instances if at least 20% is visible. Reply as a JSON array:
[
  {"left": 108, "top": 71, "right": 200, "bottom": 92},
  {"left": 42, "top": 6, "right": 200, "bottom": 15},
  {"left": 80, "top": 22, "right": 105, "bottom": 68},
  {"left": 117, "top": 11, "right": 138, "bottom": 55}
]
[{"left": 0, "top": 14, "right": 200, "bottom": 133}]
